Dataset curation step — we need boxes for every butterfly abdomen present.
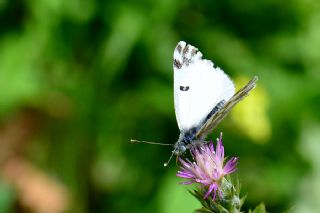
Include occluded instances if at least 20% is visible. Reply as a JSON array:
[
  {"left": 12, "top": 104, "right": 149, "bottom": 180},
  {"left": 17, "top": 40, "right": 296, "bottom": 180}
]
[{"left": 204, "top": 100, "right": 226, "bottom": 124}]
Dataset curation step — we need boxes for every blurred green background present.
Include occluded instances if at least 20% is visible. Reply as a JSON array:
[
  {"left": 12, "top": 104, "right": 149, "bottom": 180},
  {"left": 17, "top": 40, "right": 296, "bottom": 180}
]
[{"left": 1, "top": 0, "right": 320, "bottom": 212}]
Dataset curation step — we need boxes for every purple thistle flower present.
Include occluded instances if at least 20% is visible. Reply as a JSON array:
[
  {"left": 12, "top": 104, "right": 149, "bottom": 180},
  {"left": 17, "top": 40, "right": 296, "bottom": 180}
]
[{"left": 177, "top": 133, "right": 238, "bottom": 200}]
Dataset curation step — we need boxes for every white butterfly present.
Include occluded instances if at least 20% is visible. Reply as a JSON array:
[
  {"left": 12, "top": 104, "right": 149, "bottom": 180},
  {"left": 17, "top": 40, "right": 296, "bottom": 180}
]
[
  {"left": 172, "top": 41, "right": 258, "bottom": 156},
  {"left": 131, "top": 41, "right": 257, "bottom": 166}
]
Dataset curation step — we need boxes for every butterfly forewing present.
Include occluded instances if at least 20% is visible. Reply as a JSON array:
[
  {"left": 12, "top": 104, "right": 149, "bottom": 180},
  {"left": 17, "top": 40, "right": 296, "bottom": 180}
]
[{"left": 173, "top": 41, "right": 235, "bottom": 131}]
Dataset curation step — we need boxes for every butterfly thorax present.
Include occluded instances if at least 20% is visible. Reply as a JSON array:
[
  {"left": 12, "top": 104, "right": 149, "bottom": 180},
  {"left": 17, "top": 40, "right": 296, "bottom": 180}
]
[{"left": 174, "top": 127, "right": 200, "bottom": 155}]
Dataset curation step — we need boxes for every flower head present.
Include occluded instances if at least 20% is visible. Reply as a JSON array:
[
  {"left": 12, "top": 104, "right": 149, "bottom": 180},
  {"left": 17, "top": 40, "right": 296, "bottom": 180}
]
[{"left": 177, "top": 133, "right": 238, "bottom": 200}]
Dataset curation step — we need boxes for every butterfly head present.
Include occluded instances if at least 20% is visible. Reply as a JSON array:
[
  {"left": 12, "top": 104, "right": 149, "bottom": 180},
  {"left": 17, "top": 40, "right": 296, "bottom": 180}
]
[{"left": 173, "top": 143, "right": 187, "bottom": 156}]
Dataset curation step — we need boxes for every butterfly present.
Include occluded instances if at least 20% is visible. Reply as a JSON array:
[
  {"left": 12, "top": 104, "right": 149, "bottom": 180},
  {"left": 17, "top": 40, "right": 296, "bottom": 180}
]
[
  {"left": 172, "top": 41, "right": 257, "bottom": 155},
  {"left": 132, "top": 41, "right": 257, "bottom": 166}
]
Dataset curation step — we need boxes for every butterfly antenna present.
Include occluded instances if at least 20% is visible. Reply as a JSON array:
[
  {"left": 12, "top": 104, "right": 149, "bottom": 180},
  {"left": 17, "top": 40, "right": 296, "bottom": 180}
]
[
  {"left": 130, "top": 139, "right": 173, "bottom": 146},
  {"left": 163, "top": 150, "right": 176, "bottom": 167}
]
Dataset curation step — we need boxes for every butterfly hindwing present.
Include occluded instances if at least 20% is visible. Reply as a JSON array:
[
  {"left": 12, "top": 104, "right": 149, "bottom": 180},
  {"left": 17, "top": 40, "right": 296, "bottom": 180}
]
[{"left": 196, "top": 76, "right": 258, "bottom": 139}]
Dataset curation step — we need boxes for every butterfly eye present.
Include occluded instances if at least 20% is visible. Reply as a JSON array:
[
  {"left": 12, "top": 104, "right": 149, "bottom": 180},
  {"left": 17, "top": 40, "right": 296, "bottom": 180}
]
[{"left": 180, "top": 86, "right": 189, "bottom": 91}]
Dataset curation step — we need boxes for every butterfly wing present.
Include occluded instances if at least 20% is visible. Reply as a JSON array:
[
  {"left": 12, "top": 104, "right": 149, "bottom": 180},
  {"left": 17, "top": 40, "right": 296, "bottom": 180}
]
[
  {"left": 196, "top": 76, "right": 258, "bottom": 139},
  {"left": 173, "top": 41, "right": 235, "bottom": 131}
]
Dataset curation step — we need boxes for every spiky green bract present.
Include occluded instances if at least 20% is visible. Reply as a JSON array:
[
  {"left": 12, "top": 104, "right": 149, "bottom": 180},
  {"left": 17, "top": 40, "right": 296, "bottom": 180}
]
[
  {"left": 248, "top": 203, "right": 267, "bottom": 213},
  {"left": 189, "top": 176, "right": 246, "bottom": 213}
]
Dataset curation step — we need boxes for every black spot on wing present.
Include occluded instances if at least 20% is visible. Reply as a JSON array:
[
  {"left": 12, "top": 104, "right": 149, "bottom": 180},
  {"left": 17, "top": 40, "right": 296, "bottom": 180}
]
[
  {"left": 183, "top": 57, "right": 191, "bottom": 66},
  {"left": 174, "top": 42, "right": 201, "bottom": 69},
  {"left": 176, "top": 44, "right": 182, "bottom": 54},
  {"left": 174, "top": 59, "right": 182, "bottom": 69},
  {"left": 179, "top": 86, "right": 189, "bottom": 91},
  {"left": 191, "top": 48, "right": 198, "bottom": 56},
  {"left": 183, "top": 44, "right": 189, "bottom": 55}
]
